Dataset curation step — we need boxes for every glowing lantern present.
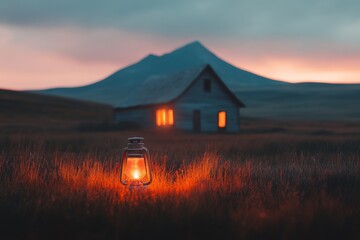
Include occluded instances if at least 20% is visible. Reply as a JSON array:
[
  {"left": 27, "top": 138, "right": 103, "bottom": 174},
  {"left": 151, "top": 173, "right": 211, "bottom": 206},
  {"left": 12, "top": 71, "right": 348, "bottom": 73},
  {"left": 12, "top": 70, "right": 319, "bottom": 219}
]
[{"left": 120, "top": 137, "right": 152, "bottom": 186}]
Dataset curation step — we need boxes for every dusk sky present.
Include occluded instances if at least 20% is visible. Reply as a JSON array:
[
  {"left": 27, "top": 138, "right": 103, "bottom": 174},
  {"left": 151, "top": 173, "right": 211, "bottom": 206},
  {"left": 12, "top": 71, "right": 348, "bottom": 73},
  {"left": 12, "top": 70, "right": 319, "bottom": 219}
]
[{"left": 1, "top": 0, "right": 359, "bottom": 90}]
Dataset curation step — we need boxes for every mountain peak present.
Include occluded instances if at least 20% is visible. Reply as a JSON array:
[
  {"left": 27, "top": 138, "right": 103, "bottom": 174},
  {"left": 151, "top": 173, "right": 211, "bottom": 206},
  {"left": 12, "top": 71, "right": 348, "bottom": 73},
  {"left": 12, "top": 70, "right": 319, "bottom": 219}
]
[
  {"left": 171, "top": 40, "right": 211, "bottom": 55},
  {"left": 184, "top": 40, "right": 206, "bottom": 49},
  {"left": 142, "top": 54, "right": 159, "bottom": 61}
]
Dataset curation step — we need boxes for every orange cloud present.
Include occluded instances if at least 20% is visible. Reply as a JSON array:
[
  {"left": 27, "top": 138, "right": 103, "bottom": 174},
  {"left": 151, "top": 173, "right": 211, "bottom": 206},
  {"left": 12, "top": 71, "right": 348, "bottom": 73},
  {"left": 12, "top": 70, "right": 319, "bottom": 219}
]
[
  {"left": 213, "top": 41, "right": 360, "bottom": 83},
  {"left": 0, "top": 25, "right": 181, "bottom": 90}
]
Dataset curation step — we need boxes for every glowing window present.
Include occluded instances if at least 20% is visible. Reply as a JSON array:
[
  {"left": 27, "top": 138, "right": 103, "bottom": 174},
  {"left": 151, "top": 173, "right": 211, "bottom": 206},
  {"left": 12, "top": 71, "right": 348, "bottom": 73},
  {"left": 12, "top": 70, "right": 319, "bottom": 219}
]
[
  {"left": 218, "top": 111, "right": 226, "bottom": 128},
  {"left": 156, "top": 108, "right": 174, "bottom": 126},
  {"left": 168, "top": 109, "right": 174, "bottom": 125}
]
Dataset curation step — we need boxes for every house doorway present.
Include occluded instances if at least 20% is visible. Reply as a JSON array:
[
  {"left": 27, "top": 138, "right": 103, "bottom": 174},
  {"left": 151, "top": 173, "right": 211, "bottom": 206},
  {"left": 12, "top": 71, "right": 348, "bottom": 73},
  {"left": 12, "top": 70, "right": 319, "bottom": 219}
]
[{"left": 193, "top": 110, "right": 201, "bottom": 132}]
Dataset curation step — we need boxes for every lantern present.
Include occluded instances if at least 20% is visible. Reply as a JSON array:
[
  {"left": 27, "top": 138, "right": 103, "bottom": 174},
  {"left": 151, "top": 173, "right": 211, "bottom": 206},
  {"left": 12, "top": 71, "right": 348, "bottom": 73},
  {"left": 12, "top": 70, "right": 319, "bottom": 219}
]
[{"left": 120, "top": 137, "right": 152, "bottom": 186}]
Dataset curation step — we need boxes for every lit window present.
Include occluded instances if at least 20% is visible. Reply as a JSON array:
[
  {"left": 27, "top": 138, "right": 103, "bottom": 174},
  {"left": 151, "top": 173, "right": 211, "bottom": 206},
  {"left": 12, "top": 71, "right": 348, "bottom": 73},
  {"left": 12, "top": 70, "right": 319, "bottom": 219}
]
[
  {"left": 156, "top": 108, "right": 174, "bottom": 126},
  {"left": 168, "top": 109, "right": 174, "bottom": 125},
  {"left": 156, "top": 109, "right": 165, "bottom": 126},
  {"left": 218, "top": 111, "right": 226, "bottom": 128}
]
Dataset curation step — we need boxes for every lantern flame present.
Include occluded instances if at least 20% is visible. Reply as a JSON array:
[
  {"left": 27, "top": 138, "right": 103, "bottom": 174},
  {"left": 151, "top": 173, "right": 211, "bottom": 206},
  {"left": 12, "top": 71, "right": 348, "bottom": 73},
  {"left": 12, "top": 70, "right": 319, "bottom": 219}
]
[
  {"left": 132, "top": 170, "right": 140, "bottom": 179},
  {"left": 124, "top": 157, "right": 146, "bottom": 181}
]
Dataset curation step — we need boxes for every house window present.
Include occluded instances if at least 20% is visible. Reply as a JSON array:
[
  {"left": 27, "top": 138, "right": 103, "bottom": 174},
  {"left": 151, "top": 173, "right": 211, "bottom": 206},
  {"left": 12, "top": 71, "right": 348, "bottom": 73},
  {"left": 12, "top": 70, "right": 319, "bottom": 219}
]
[
  {"left": 204, "top": 79, "right": 211, "bottom": 92},
  {"left": 218, "top": 111, "right": 226, "bottom": 128},
  {"left": 168, "top": 109, "right": 174, "bottom": 125},
  {"left": 156, "top": 108, "right": 174, "bottom": 126}
]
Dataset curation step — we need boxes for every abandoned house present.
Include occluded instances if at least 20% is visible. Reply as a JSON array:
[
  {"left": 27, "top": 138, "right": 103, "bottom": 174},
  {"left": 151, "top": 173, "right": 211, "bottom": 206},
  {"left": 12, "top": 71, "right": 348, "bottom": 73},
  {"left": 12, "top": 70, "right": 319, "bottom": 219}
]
[{"left": 113, "top": 64, "right": 245, "bottom": 132}]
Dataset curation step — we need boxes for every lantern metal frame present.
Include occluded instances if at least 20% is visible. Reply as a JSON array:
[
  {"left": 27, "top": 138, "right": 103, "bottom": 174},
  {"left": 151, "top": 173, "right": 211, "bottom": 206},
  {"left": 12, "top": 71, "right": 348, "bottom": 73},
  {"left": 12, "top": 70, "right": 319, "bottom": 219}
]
[{"left": 120, "top": 137, "right": 152, "bottom": 186}]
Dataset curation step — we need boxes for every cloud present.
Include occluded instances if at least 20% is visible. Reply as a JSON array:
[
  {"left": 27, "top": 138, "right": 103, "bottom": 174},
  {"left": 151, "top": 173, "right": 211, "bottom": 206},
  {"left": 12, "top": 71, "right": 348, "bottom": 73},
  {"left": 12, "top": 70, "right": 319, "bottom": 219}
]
[
  {"left": 0, "top": 24, "right": 192, "bottom": 90},
  {"left": 1, "top": 0, "right": 359, "bottom": 44},
  {"left": 0, "top": 0, "right": 359, "bottom": 89},
  {"left": 1, "top": 24, "right": 192, "bottom": 63}
]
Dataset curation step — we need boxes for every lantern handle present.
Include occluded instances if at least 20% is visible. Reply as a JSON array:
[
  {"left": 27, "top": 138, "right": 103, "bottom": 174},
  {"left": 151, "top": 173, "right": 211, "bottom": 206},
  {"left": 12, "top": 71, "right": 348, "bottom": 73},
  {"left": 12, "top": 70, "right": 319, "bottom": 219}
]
[{"left": 128, "top": 137, "right": 144, "bottom": 143}]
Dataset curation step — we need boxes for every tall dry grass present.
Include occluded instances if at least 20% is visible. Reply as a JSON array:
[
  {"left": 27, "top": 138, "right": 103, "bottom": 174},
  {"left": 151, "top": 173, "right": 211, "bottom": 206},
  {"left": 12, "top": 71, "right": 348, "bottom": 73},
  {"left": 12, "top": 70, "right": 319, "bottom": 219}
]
[{"left": 0, "top": 132, "right": 360, "bottom": 239}]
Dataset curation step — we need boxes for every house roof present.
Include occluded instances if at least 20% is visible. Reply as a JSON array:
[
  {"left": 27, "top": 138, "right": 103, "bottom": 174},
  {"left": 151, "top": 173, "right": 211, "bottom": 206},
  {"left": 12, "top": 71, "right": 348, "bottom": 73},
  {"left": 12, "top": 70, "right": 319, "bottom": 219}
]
[{"left": 115, "top": 64, "right": 245, "bottom": 109}]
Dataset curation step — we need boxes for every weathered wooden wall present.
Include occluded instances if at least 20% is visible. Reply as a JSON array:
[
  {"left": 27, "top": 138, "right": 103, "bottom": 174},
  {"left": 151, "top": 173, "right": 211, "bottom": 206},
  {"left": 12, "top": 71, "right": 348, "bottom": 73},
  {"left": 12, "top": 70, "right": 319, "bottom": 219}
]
[
  {"left": 114, "top": 107, "right": 154, "bottom": 129},
  {"left": 114, "top": 68, "right": 241, "bottom": 132},
  {"left": 173, "top": 70, "right": 240, "bottom": 132}
]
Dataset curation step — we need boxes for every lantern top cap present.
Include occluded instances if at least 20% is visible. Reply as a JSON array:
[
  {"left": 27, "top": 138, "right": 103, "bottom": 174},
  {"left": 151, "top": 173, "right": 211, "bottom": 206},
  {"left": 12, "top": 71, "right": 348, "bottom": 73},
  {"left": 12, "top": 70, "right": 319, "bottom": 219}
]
[{"left": 128, "top": 137, "right": 144, "bottom": 143}]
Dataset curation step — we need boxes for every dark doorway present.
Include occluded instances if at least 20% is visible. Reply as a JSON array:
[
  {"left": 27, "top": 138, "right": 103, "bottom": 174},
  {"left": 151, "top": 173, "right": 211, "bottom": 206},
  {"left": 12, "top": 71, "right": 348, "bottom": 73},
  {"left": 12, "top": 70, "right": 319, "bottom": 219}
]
[{"left": 193, "top": 110, "right": 201, "bottom": 132}]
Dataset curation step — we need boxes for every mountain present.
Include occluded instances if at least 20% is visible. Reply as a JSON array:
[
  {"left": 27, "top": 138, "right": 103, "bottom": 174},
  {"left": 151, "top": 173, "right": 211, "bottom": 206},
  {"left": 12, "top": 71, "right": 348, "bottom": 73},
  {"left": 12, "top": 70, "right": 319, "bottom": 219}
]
[
  {"left": 35, "top": 41, "right": 287, "bottom": 105},
  {"left": 34, "top": 41, "right": 360, "bottom": 121}
]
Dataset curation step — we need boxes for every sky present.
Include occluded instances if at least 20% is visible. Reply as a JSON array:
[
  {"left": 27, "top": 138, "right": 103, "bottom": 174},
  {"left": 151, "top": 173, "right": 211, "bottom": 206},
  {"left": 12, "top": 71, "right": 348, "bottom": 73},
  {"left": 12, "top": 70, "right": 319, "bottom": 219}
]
[{"left": 0, "top": 0, "right": 359, "bottom": 90}]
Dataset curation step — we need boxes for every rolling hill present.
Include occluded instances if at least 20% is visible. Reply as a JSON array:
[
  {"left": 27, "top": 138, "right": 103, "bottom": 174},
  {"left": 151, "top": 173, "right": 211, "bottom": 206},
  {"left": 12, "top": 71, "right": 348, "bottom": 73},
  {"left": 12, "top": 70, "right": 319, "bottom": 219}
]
[
  {"left": 0, "top": 89, "right": 113, "bottom": 131},
  {"left": 34, "top": 41, "right": 360, "bottom": 121},
  {"left": 237, "top": 83, "right": 360, "bottom": 121}
]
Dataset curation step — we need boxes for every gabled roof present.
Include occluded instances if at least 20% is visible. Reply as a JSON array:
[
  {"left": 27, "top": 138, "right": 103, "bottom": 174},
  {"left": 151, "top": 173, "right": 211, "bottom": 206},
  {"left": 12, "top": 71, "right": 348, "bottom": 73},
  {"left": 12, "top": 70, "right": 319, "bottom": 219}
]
[{"left": 115, "top": 64, "right": 245, "bottom": 109}]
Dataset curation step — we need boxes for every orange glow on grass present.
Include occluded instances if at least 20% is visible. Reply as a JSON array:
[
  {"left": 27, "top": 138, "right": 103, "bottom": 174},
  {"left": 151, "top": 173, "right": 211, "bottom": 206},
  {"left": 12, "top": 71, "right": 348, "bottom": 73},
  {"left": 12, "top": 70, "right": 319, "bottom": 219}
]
[{"left": 11, "top": 150, "right": 251, "bottom": 209}]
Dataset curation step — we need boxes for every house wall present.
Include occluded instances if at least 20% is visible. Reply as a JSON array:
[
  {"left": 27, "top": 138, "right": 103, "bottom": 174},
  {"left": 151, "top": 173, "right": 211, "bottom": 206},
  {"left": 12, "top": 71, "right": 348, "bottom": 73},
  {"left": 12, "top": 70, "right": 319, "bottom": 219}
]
[
  {"left": 173, "top": 70, "right": 240, "bottom": 132},
  {"left": 114, "top": 69, "right": 241, "bottom": 132},
  {"left": 114, "top": 107, "right": 154, "bottom": 129}
]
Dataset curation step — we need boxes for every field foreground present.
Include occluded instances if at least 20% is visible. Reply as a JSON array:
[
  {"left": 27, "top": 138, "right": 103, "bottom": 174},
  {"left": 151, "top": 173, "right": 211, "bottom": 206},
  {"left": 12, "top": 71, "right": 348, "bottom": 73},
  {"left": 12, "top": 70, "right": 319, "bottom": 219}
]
[{"left": 1, "top": 131, "right": 360, "bottom": 239}]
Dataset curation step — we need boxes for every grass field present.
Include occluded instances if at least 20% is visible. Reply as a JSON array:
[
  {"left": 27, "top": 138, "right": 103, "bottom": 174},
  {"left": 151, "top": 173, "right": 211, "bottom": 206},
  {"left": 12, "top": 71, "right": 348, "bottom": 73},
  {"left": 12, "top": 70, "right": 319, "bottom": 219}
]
[
  {"left": 1, "top": 89, "right": 360, "bottom": 239},
  {"left": 1, "top": 129, "right": 360, "bottom": 239}
]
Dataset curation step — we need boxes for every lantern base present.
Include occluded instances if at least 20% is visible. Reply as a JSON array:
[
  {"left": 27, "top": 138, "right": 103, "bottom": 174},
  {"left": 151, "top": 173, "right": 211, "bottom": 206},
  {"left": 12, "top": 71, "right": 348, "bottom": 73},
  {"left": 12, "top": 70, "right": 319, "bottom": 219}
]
[
  {"left": 128, "top": 180, "right": 148, "bottom": 191},
  {"left": 129, "top": 180, "right": 143, "bottom": 186}
]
